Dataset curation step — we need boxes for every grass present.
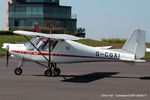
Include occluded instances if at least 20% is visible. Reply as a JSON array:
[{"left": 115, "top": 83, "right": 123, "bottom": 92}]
[
  {"left": 0, "top": 36, "right": 150, "bottom": 60},
  {"left": 142, "top": 52, "right": 150, "bottom": 60},
  {"left": 101, "top": 38, "right": 126, "bottom": 44}
]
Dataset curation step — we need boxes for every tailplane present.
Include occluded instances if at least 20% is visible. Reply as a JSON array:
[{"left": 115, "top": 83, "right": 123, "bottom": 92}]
[{"left": 122, "top": 29, "right": 146, "bottom": 59}]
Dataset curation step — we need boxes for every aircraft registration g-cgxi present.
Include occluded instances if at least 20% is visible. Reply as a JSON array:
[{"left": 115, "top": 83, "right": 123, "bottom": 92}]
[{"left": 2, "top": 28, "right": 146, "bottom": 77}]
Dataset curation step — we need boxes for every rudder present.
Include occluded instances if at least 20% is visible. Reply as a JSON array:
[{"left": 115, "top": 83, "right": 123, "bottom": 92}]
[{"left": 122, "top": 29, "right": 146, "bottom": 59}]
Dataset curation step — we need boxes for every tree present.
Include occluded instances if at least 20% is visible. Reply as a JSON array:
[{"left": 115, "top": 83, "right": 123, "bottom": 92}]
[{"left": 43, "top": 20, "right": 60, "bottom": 34}]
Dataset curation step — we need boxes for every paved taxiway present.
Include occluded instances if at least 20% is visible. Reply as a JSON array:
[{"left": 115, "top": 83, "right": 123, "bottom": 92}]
[{"left": 0, "top": 57, "right": 150, "bottom": 100}]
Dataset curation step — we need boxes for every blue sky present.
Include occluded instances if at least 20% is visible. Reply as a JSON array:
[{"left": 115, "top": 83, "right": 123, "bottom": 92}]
[{"left": 0, "top": 0, "right": 150, "bottom": 42}]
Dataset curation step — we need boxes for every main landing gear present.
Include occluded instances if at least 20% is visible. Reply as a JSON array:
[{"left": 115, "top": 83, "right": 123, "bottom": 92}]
[{"left": 44, "top": 63, "right": 61, "bottom": 77}]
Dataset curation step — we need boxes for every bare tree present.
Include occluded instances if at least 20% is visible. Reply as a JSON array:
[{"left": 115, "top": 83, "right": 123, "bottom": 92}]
[{"left": 43, "top": 20, "right": 60, "bottom": 34}]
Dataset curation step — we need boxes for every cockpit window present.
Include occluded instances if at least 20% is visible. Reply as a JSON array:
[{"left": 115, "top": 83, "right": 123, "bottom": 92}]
[
  {"left": 40, "top": 39, "right": 49, "bottom": 51},
  {"left": 24, "top": 37, "right": 40, "bottom": 50},
  {"left": 39, "top": 39, "right": 58, "bottom": 51},
  {"left": 52, "top": 41, "right": 58, "bottom": 49}
]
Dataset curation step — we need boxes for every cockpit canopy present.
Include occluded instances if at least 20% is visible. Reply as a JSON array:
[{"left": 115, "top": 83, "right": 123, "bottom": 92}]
[{"left": 24, "top": 37, "right": 58, "bottom": 51}]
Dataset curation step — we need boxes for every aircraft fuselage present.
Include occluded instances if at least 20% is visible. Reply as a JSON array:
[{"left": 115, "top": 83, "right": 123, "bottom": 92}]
[{"left": 7, "top": 40, "right": 135, "bottom": 63}]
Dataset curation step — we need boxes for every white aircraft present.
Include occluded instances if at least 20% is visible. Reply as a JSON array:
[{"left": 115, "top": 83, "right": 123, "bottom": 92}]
[{"left": 2, "top": 29, "right": 146, "bottom": 77}]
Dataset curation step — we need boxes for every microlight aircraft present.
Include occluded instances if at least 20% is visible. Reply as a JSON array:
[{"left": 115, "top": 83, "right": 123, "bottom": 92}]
[{"left": 2, "top": 28, "right": 146, "bottom": 77}]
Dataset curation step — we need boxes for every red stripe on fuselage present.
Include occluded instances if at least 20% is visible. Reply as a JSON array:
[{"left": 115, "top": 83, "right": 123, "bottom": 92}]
[{"left": 10, "top": 50, "right": 119, "bottom": 60}]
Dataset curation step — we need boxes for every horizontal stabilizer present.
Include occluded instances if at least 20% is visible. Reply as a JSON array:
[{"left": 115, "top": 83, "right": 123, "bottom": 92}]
[
  {"left": 146, "top": 48, "right": 150, "bottom": 52},
  {"left": 130, "top": 59, "right": 146, "bottom": 63},
  {"left": 95, "top": 46, "right": 113, "bottom": 49}
]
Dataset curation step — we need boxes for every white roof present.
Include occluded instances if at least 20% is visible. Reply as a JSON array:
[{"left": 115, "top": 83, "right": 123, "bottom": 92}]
[{"left": 13, "top": 30, "right": 84, "bottom": 40}]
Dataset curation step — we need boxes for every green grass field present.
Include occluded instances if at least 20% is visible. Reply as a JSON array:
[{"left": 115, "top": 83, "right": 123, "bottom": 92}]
[{"left": 0, "top": 35, "right": 150, "bottom": 60}]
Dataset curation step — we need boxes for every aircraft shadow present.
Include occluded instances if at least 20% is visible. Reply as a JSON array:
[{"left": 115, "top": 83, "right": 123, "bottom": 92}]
[
  {"left": 140, "top": 77, "right": 150, "bottom": 80},
  {"left": 106, "top": 76, "right": 150, "bottom": 81},
  {"left": 61, "top": 72, "right": 119, "bottom": 83},
  {"left": 32, "top": 73, "right": 150, "bottom": 82}
]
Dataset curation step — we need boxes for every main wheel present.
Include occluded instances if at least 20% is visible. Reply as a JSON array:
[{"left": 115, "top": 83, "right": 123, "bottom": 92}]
[
  {"left": 44, "top": 69, "right": 52, "bottom": 77},
  {"left": 53, "top": 68, "right": 61, "bottom": 76},
  {"left": 14, "top": 68, "right": 22, "bottom": 75}
]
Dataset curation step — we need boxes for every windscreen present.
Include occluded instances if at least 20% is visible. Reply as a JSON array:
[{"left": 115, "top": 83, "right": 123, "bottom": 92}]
[{"left": 24, "top": 37, "right": 40, "bottom": 50}]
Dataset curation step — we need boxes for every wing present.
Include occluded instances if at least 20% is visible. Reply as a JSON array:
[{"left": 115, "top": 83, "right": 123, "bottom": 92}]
[{"left": 13, "top": 30, "right": 84, "bottom": 40}]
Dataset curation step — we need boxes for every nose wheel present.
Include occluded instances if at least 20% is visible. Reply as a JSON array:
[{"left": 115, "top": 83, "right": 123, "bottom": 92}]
[
  {"left": 14, "top": 68, "right": 22, "bottom": 75},
  {"left": 14, "top": 60, "right": 23, "bottom": 75}
]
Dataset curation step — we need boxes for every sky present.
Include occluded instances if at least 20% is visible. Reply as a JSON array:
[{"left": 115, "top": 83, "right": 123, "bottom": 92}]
[{"left": 0, "top": 0, "right": 150, "bottom": 42}]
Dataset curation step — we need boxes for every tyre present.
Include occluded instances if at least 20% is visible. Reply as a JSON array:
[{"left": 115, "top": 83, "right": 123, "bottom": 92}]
[
  {"left": 44, "top": 70, "right": 52, "bottom": 77},
  {"left": 53, "top": 68, "right": 61, "bottom": 76},
  {"left": 14, "top": 68, "right": 22, "bottom": 75}
]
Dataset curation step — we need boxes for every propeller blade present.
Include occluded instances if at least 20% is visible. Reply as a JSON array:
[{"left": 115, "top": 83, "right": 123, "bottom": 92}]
[
  {"left": 6, "top": 45, "right": 10, "bottom": 67},
  {"left": 6, "top": 50, "right": 9, "bottom": 67}
]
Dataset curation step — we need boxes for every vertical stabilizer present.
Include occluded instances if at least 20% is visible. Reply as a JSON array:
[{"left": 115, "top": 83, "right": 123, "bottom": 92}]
[
  {"left": 35, "top": 24, "right": 41, "bottom": 32},
  {"left": 122, "top": 29, "right": 146, "bottom": 59}
]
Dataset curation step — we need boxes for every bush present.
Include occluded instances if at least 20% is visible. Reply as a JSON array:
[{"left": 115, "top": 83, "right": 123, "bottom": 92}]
[
  {"left": 101, "top": 38, "right": 126, "bottom": 44},
  {"left": 0, "top": 31, "right": 14, "bottom": 35}
]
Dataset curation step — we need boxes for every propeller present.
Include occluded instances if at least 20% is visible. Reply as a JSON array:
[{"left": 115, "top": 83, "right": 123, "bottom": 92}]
[{"left": 6, "top": 46, "right": 9, "bottom": 67}]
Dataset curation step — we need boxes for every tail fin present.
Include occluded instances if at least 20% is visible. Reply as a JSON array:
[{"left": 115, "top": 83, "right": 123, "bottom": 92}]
[
  {"left": 122, "top": 29, "right": 146, "bottom": 59},
  {"left": 34, "top": 24, "right": 41, "bottom": 33}
]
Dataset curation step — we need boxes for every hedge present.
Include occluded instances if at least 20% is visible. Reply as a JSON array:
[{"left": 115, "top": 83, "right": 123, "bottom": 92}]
[{"left": 0, "top": 31, "right": 14, "bottom": 35}]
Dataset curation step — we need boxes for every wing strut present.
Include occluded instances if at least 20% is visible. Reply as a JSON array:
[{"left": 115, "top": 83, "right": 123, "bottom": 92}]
[{"left": 48, "top": 38, "right": 51, "bottom": 67}]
